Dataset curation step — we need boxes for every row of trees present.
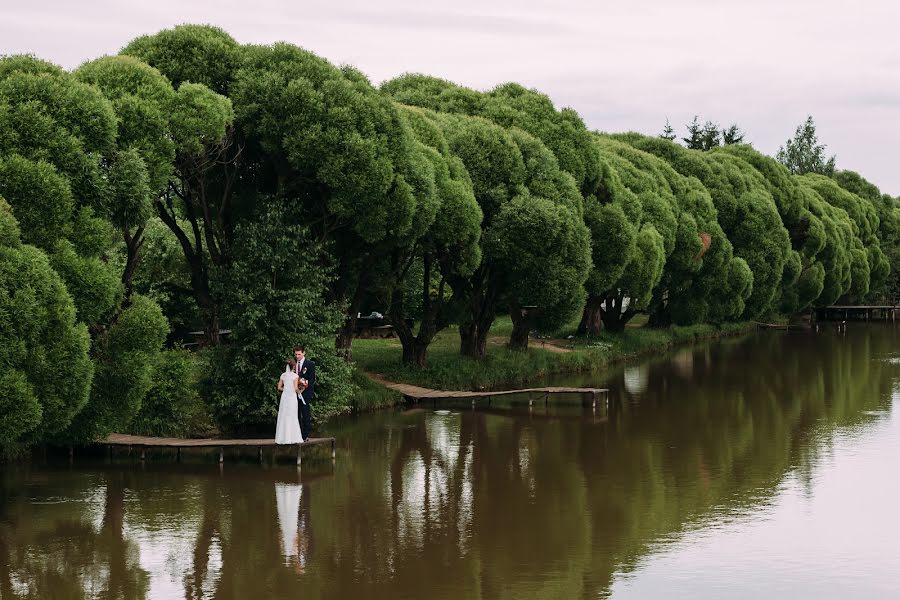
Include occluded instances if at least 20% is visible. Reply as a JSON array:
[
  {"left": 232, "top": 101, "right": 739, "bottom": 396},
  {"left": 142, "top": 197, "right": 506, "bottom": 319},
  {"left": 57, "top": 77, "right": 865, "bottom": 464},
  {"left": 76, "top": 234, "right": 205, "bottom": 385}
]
[{"left": 2, "top": 25, "right": 898, "bottom": 443}]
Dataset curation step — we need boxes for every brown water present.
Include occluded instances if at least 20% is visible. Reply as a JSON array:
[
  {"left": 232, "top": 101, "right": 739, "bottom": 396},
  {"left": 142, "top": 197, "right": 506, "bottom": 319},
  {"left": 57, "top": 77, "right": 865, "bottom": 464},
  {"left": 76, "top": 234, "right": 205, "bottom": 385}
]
[{"left": 2, "top": 326, "right": 900, "bottom": 599}]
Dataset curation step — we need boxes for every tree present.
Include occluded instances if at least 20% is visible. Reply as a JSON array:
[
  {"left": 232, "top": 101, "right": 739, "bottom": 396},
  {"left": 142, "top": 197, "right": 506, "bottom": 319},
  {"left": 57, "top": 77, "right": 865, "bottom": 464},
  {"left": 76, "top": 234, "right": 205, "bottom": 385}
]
[
  {"left": 630, "top": 134, "right": 789, "bottom": 320},
  {"left": 722, "top": 124, "right": 746, "bottom": 145},
  {"left": 381, "top": 106, "right": 483, "bottom": 366},
  {"left": 0, "top": 199, "right": 93, "bottom": 444},
  {"left": 121, "top": 26, "right": 238, "bottom": 345},
  {"left": 718, "top": 144, "right": 826, "bottom": 313},
  {"left": 776, "top": 116, "right": 836, "bottom": 175},
  {"left": 660, "top": 119, "right": 676, "bottom": 141},
  {"left": 383, "top": 76, "right": 595, "bottom": 351},
  {"left": 680, "top": 117, "right": 746, "bottom": 150},
  {"left": 799, "top": 174, "right": 886, "bottom": 302},
  {"left": 834, "top": 170, "right": 900, "bottom": 301},
  {"left": 682, "top": 116, "right": 721, "bottom": 151},
  {"left": 0, "top": 55, "right": 171, "bottom": 442},
  {"left": 581, "top": 139, "right": 672, "bottom": 332},
  {"left": 229, "top": 43, "right": 420, "bottom": 358},
  {"left": 208, "top": 198, "right": 352, "bottom": 429}
]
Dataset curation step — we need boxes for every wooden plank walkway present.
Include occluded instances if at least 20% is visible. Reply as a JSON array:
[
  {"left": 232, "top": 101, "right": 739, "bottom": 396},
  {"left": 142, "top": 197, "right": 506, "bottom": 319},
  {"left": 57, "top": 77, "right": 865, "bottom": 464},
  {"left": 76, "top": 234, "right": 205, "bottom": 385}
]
[
  {"left": 369, "top": 375, "right": 609, "bottom": 408},
  {"left": 102, "top": 433, "right": 335, "bottom": 465},
  {"left": 818, "top": 305, "right": 899, "bottom": 322}
]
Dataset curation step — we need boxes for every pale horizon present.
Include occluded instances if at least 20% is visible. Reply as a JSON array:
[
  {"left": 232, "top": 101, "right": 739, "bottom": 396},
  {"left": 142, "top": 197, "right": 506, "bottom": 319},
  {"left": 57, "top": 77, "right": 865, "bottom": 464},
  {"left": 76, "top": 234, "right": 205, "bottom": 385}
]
[{"left": 4, "top": 0, "right": 899, "bottom": 194}]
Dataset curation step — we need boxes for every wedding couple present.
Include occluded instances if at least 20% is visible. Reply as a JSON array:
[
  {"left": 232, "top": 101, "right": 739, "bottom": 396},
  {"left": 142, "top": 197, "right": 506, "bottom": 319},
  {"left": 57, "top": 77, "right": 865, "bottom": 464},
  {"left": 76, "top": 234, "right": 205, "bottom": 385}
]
[{"left": 275, "top": 346, "right": 316, "bottom": 444}]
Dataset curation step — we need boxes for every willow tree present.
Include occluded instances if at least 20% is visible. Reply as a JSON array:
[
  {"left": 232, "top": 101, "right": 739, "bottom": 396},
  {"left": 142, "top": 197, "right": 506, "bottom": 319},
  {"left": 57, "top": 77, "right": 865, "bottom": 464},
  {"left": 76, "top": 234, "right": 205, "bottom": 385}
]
[
  {"left": 383, "top": 75, "right": 592, "bottom": 350},
  {"left": 122, "top": 24, "right": 242, "bottom": 95},
  {"left": 382, "top": 106, "right": 483, "bottom": 366},
  {"left": 717, "top": 145, "right": 828, "bottom": 313},
  {"left": 630, "top": 136, "right": 789, "bottom": 319},
  {"left": 121, "top": 25, "right": 239, "bottom": 345},
  {"left": 602, "top": 134, "right": 751, "bottom": 327},
  {"left": 582, "top": 139, "right": 669, "bottom": 332},
  {"left": 0, "top": 199, "right": 92, "bottom": 444},
  {"left": 795, "top": 183, "right": 855, "bottom": 306},
  {"left": 409, "top": 113, "right": 588, "bottom": 356},
  {"left": 799, "top": 174, "right": 886, "bottom": 301},
  {"left": 226, "top": 44, "right": 421, "bottom": 357},
  {"left": 834, "top": 170, "right": 900, "bottom": 301},
  {"left": 73, "top": 56, "right": 171, "bottom": 302},
  {"left": 0, "top": 55, "right": 172, "bottom": 441}
]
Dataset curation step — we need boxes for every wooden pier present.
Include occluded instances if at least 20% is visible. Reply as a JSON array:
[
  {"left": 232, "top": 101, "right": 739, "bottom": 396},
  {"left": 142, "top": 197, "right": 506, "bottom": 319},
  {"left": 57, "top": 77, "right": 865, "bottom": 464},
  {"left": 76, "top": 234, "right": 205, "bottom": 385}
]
[
  {"left": 100, "top": 433, "right": 335, "bottom": 466},
  {"left": 370, "top": 375, "right": 609, "bottom": 409},
  {"left": 817, "top": 305, "right": 900, "bottom": 322}
]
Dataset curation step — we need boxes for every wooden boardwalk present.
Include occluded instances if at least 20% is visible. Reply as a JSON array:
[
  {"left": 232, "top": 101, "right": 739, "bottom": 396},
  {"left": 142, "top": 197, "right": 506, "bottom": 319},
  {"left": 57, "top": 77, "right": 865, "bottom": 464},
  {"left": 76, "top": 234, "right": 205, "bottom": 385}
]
[
  {"left": 102, "top": 433, "right": 335, "bottom": 465},
  {"left": 369, "top": 375, "right": 609, "bottom": 408},
  {"left": 818, "top": 305, "right": 899, "bottom": 322}
]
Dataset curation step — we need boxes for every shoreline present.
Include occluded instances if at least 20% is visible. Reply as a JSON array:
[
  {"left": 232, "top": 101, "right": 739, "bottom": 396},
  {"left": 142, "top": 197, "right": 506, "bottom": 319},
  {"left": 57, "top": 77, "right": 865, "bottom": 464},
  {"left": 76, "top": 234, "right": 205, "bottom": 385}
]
[{"left": 347, "top": 321, "right": 756, "bottom": 415}]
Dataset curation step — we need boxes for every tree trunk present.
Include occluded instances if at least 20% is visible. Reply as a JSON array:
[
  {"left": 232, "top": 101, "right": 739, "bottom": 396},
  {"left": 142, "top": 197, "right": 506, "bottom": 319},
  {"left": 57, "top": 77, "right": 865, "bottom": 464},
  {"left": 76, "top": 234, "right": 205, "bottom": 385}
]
[
  {"left": 457, "top": 271, "right": 496, "bottom": 359},
  {"left": 578, "top": 295, "right": 604, "bottom": 336},
  {"left": 156, "top": 197, "right": 221, "bottom": 346},
  {"left": 402, "top": 340, "right": 429, "bottom": 367},
  {"left": 390, "top": 289, "right": 430, "bottom": 368},
  {"left": 508, "top": 305, "right": 531, "bottom": 351},
  {"left": 459, "top": 320, "right": 492, "bottom": 358},
  {"left": 121, "top": 226, "right": 145, "bottom": 307},
  {"left": 459, "top": 321, "right": 480, "bottom": 358},
  {"left": 335, "top": 286, "right": 364, "bottom": 360}
]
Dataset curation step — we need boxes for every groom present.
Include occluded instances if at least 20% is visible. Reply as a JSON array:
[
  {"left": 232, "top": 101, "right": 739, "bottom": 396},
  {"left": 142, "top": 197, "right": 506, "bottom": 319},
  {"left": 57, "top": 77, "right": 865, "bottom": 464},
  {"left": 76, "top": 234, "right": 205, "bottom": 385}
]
[{"left": 293, "top": 345, "right": 316, "bottom": 439}]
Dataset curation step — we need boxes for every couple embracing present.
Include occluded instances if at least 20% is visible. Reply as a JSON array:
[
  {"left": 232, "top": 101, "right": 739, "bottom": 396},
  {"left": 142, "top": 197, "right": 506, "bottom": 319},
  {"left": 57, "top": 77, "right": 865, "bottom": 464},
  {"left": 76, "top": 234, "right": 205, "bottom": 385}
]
[{"left": 275, "top": 346, "right": 316, "bottom": 444}]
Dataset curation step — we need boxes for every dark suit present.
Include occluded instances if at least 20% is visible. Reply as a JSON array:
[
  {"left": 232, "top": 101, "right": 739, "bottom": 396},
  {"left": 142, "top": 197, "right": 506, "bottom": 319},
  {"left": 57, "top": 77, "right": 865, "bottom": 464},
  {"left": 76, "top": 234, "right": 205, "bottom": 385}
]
[{"left": 295, "top": 358, "right": 316, "bottom": 438}]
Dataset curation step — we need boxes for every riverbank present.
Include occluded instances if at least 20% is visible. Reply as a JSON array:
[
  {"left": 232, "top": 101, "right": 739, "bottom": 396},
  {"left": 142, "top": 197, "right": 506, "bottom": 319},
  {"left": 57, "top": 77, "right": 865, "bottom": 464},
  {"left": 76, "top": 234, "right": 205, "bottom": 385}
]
[{"left": 350, "top": 318, "right": 754, "bottom": 410}]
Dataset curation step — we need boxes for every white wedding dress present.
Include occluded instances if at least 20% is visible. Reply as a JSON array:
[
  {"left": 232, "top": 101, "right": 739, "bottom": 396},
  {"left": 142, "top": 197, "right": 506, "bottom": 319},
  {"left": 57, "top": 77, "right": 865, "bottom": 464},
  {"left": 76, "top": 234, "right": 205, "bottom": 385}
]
[
  {"left": 275, "top": 483, "right": 303, "bottom": 564},
  {"left": 275, "top": 369, "right": 304, "bottom": 444}
]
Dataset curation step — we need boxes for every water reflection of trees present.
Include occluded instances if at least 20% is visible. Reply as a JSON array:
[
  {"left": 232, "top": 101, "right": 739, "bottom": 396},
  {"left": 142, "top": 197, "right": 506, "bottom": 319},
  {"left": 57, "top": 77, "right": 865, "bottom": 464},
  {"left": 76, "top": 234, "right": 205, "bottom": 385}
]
[
  {"left": 1, "top": 328, "right": 897, "bottom": 598},
  {"left": 311, "top": 327, "right": 899, "bottom": 598},
  {"left": 0, "top": 470, "right": 149, "bottom": 599}
]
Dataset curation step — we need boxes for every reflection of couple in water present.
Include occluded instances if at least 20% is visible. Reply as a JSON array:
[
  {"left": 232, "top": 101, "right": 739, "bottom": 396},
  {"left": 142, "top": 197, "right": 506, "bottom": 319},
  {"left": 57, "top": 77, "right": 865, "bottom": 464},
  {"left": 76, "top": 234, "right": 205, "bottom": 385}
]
[{"left": 275, "top": 482, "right": 310, "bottom": 574}]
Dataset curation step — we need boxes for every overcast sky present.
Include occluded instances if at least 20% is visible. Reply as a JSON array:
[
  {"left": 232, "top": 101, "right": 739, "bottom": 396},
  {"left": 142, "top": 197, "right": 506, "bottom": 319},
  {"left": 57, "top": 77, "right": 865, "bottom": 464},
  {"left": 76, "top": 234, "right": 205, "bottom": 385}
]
[{"left": 4, "top": 0, "right": 899, "bottom": 193}]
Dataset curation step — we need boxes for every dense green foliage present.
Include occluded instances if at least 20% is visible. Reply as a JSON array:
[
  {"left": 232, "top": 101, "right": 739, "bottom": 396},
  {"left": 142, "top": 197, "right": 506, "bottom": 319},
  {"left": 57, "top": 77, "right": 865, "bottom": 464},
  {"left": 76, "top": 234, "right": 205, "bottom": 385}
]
[{"left": 2, "top": 26, "right": 899, "bottom": 445}]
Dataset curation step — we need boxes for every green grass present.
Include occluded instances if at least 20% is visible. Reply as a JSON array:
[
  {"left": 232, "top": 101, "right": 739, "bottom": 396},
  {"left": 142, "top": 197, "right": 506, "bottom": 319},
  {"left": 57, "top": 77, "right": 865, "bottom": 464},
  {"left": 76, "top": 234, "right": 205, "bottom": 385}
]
[
  {"left": 349, "top": 369, "right": 403, "bottom": 412},
  {"left": 351, "top": 316, "right": 753, "bottom": 392}
]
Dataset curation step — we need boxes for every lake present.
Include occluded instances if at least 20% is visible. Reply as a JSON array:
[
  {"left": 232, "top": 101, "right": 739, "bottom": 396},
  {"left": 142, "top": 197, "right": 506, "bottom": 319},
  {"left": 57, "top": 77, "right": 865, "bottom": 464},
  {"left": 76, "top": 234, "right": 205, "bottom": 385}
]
[{"left": 2, "top": 325, "right": 899, "bottom": 599}]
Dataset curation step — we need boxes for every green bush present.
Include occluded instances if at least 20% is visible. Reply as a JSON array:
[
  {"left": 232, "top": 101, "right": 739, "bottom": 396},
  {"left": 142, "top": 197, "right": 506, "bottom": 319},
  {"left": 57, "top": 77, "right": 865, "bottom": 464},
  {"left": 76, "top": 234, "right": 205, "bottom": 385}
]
[
  {"left": 63, "top": 294, "right": 168, "bottom": 442},
  {"left": 207, "top": 199, "right": 353, "bottom": 431},
  {"left": 0, "top": 210, "right": 93, "bottom": 443},
  {"left": 130, "top": 349, "right": 211, "bottom": 437}
]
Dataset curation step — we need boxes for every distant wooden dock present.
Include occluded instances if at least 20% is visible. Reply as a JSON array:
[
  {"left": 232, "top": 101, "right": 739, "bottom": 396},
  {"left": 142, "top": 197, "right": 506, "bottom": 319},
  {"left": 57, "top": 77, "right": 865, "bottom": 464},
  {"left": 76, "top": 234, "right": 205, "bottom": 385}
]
[
  {"left": 817, "top": 305, "right": 899, "bottom": 322},
  {"left": 370, "top": 375, "right": 609, "bottom": 408},
  {"left": 100, "top": 433, "right": 335, "bottom": 465}
]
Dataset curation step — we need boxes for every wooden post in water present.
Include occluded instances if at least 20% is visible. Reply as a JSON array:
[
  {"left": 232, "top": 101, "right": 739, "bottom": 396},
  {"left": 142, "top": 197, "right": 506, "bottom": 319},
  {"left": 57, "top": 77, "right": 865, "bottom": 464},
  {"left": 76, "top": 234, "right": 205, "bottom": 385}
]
[
  {"left": 218, "top": 448, "right": 224, "bottom": 464},
  {"left": 296, "top": 445, "right": 302, "bottom": 466},
  {"left": 331, "top": 439, "right": 336, "bottom": 460},
  {"left": 140, "top": 448, "right": 146, "bottom": 462}
]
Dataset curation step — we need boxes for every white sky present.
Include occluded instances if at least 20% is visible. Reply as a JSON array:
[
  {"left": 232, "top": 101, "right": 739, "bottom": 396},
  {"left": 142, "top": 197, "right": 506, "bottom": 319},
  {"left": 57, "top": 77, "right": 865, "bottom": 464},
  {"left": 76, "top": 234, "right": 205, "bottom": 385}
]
[{"left": 3, "top": 0, "right": 899, "bottom": 194}]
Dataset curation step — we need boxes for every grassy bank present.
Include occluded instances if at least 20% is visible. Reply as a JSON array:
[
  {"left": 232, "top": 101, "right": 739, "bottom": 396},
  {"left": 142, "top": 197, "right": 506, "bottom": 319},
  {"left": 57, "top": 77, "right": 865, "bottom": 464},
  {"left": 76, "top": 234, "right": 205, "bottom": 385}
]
[{"left": 350, "top": 318, "right": 753, "bottom": 404}]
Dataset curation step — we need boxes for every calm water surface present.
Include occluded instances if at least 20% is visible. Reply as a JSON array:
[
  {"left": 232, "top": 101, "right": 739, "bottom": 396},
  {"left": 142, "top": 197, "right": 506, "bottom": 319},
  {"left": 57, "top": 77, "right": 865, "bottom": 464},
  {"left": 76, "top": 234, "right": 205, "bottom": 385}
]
[{"left": 2, "top": 326, "right": 899, "bottom": 599}]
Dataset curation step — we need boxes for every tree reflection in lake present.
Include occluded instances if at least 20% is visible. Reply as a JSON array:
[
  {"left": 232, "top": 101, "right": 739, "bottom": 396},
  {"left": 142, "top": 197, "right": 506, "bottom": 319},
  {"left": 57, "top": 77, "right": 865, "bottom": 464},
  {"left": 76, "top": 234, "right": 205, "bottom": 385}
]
[{"left": 1, "top": 326, "right": 898, "bottom": 598}]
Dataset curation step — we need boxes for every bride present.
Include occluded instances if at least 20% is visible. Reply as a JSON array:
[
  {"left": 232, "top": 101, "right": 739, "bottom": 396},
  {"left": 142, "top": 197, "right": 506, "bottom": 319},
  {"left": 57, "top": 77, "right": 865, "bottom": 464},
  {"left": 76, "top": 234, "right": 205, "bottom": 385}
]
[{"left": 276, "top": 357, "right": 305, "bottom": 444}]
